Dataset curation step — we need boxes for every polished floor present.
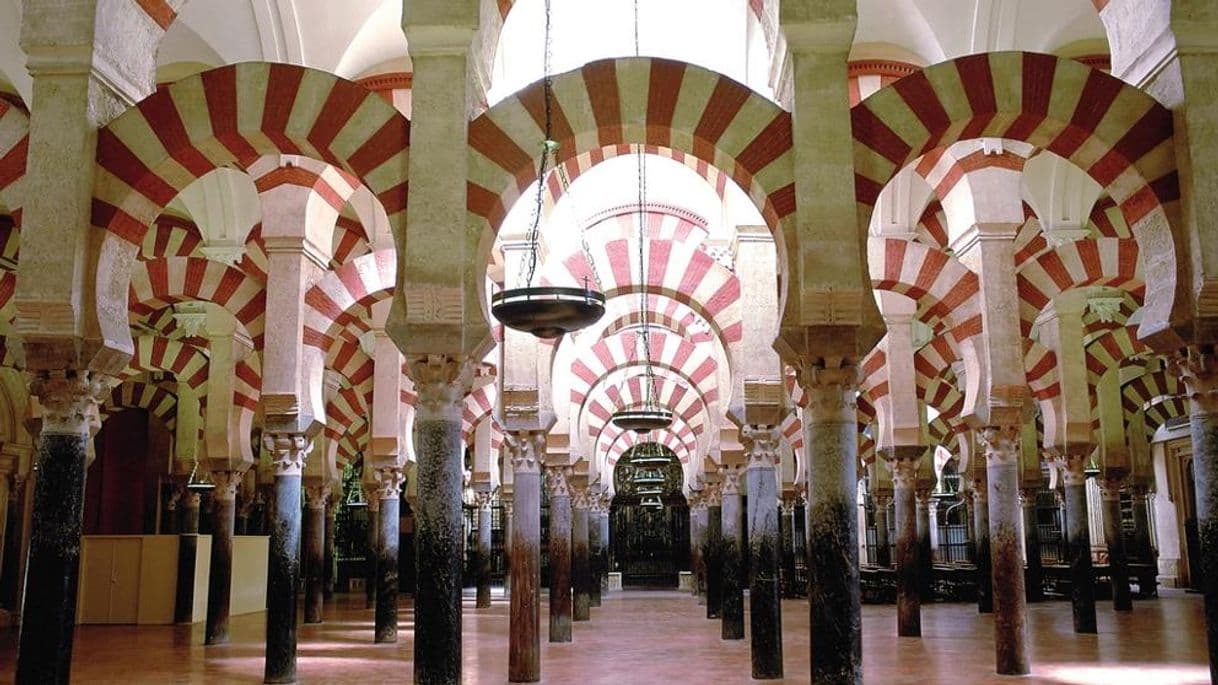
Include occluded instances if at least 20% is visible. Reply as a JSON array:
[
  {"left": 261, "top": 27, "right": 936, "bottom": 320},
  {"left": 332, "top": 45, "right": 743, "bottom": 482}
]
[{"left": 0, "top": 589, "right": 1208, "bottom": 684}]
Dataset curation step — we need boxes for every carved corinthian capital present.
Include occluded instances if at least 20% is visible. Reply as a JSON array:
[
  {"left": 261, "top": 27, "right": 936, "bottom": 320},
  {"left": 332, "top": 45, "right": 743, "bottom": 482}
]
[
  {"left": 211, "top": 470, "right": 246, "bottom": 503},
  {"left": 30, "top": 370, "right": 108, "bottom": 435},
  {"left": 741, "top": 425, "right": 781, "bottom": 469},
  {"left": 263, "top": 433, "right": 311, "bottom": 477},
  {"left": 1172, "top": 346, "right": 1218, "bottom": 417},
  {"left": 410, "top": 355, "right": 474, "bottom": 420}
]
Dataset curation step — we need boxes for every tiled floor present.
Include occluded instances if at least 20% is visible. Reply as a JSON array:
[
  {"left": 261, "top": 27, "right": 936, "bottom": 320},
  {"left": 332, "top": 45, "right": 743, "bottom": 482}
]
[{"left": 0, "top": 589, "right": 1208, "bottom": 684}]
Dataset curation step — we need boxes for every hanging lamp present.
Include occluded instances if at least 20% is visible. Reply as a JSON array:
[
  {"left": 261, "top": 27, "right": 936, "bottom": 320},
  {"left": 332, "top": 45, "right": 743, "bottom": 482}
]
[
  {"left": 631, "top": 441, "right": 670, "bottom": 466},
  {"left": 611, "top": 0, "right": 672, "bottom": 434},
  {"left": 491, "top": 0, "right": 605, "bottom": 339},
  {"left": 640, "top": 495, "right": 663, "bottom": 509},
  {"left": 186, "top": 459, "right": 215, "bottom": 492},
  {"left": 345, "top": 483, "right": 368, "bottom": 509}
]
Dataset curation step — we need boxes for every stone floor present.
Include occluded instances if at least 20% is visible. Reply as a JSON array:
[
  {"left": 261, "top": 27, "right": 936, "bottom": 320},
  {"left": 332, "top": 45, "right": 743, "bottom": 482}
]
[{"left": 0, "top": 589, "right": 1207, "bottom": 684}]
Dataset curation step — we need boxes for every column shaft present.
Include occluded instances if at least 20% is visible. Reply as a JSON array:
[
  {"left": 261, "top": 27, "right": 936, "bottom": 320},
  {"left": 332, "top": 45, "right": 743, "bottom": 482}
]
[
  {"left": 323, "top": 503, "right": 336, "bottom": 601},
  {"left": 706, "top": 502, "right": 723, "bottom": 619},
  {"left": 745, "top": 430, "right": 782, "bottom": 679},
  {"left": 1064, "top": 478, "right": 1097, "bottom": 633},
  {"left": 509, "top": 443, "right": 542, "bottom": 683},
  {"left": 15, "top": 420, "right": 90, "bottom": 685},
  {"left": 916, "top": 492, "right": 933, "bottom": 603},
  {"left": 984, "top": 429, "right": 1030, "bottom": 675},
  {"left": 1021, "top": 490, "right": 1044, "bottom": 602},
  {"left": 1130, "top": 489, "right": 1155, "bottom": 563},
  {"left": 365, "top": 496, "right": 380, "bottom": 610},
  {"left": 720, "top": 472, "right": 744, "bottom": 641},
  {"left": 973, "top": 485, "right": 993, "bottom": 614},
  {"left": 780, "top": 502, "right": 797, "bottom": 598},
  {"left": 1101, "top": 481, "right": 1132, "bottom": 611},
  {"left": 874, "top": 500, "right": 891, "bottom": 567},
  {"left": 893, "top": 480, "right": 920, "bottom": 637},
  {"left": 476, "top": 495, "right": 493, "bottom": 609},
  {"left": 303, "top": 490, "right": 326, "bottom": 625},
  {"left": 413, "top": 394, "right": 465, "bottom": 685},
  {"left": 376, "top": 492, "right": 400, "bottom": 643},
  {"left": 572, "top": 500, "right": 590, "bottom": 621},
  {"left": 547, "top": 468, "right": 573, "bottom": 642},
  {"left": 803, "top": 372, "right": 862, "bottom": 684},
  {"left": 589, "top": 503, "right": 603, "bottom": 608},
  {"left": 205, "top": 473, "right": 241, "bottom": 645},
  {"left": 263, "top": 435, "right": 306, "bottom": 685}
]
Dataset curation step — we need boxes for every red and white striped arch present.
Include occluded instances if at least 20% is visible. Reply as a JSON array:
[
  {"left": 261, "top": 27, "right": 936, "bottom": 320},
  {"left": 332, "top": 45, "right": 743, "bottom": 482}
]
[
  {"left": 585, "top": 373, "right": 708, "bottom": 444},
  {"left": 302, "top": 250, "right": 396, "bottom": 350},
  {"left": 599, "top": 301, "right": 711, "bottom": 343},
  {"left": 463, "top": 383, "right": 498, "bottom": 446},
  {"left": 92, "top": 63, "right": 409, "bottom": 364},
  {"left": 141, "top": 216, "right": 205, "bottom": 261},
  {"left": 128, "top": 257, "right": 267, "bottom": 347},
  {"left": 868, "top": 237, "right": 981, "bottom": 336},
  {"left": 601, "top": 429, "right": 694, "bottom": 470},
  {"left": 570, "top": 330, "right": 718, "bottom": 408},
  {"left": 554, "top": 237, "right": 742, "bottom": 343},
  {"left": 325, "top": 383, "right": 371, "bottom": 463},
  {"left": 581, "top": 204, "right": 710, "bottom": 249},
  {"left": 543, "top": 146, "right": 731, "bottom": 211},
  {"left": 101, "top": 381, "right": 178, "bottom": 433},
  {"left": 121, "top": 335, "right": 209, "bottom": 391},
  {"left": 852, "top": 52, "right": 1180, "bottom": 347},
  {"left": 1015, "top": 238, "right": 1143, "bottom": 334},
  {"left": 468, "top": 57, "right": 794, "bottom": 246},
  {"left": 1023, "top": 339, "right": 1060, "bottom": 402},
  {"left": 0, "top": 99, "right": 28, "bottom": 224},
  {"left": 1085, "top": 325, "right": 1147, "bottom": 385}
]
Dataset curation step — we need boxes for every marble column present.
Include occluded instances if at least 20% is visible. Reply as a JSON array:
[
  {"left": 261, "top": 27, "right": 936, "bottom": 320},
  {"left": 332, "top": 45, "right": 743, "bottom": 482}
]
[
  {"left": 780, "top": 497, "right": 797, "bottom": 598},
  {"left": 970, "top": 480, "right": 993, "bottom": 614},
  {"left": 802, "top": 368, "right": 863, "bottom": 684},
  {"left": 323, "top": 500, "right": 336, "bottom": 601},
  {"left": 411, "top": 359, "right": 471, "bottom": 685},
  {"left": 14, "top": 375, "right": 98, "bottom": 685},
  {"left": 589, "top": 497, "right": 603, "bottom": 608},
  {"left": 181, "top": 490, "right": 202, "bottom": 534},
  {"left": 1101, "top": 478, "right": 1133, "bottom": 611},
  {"left": 1020, "top": 488, "right": 1044, "bottom": 602},
  {"left": 262, "top": 433, "right": 309, "bottom": 684},
  {"left": 509, "top": 434, "right": 543, "bottom": 682},
  {"left": 303, "top": 484, "right": 329, "bottom": 625},
  {"left": 475, "top": 491, "right": 494, "bottom": 609},
  {"left": 206, "top": 470, "right": 244, "bottom": 645},
  {"left": 1129, "top": 485, "right": 1155, "bottom": 563},
  {"left": 572, "top": 488, "right": 591, "bottom": 621},
  {"left": 744, "top": 427, "right": 782, "bottom": 679},
  {"left": 375, "top": 468, "right": 403, "bottom": 643},
  {"left": 892, "top": 457, "right": 921, "bottom": 637},
  {"left": 1057, "top": 452, "right": 1097, "bottom": 633},
  {"left": 546, "top": 465, "right": 573, "bottom": 642},
  {"left": 981, "top": 427, "right": 1030, "bottom": 675},
  {"left": 1177, "top": 351, "right": 1218, "bottom": 682},
  {"left": 916, "top": 488, "right": 933, "bottom": 603},
  {"left": 503, "top": 499, "right": 514, "bottom": 597},
  {"left": 705, "top": 487, "right": 723, "bottom": 620},
  {"left": 174, "top": 490, "right": 202, "bottom": 623},
  {"left": 365, "top": 493, "right": 380, "bottom": 610},
  {"left": 690, "top": 493, "right": 707, "bottom": 604},
  {"left": 598, "top": 504, "right": 610, "bottom": 595},
  {"left": 720, "top": 465, "right": 745, "bottom": 641},
  {"left": 873, "top": 495, "right": 892, "bottom": 567},
  {"left": 0, "top": 474, "right": 25, "bottom": 611}
]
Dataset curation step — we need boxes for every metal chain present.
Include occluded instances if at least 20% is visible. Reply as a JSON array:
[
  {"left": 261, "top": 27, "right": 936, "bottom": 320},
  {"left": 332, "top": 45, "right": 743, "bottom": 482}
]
[
  {"left": 556, "top": 161, "right": 603, "bottom": 289},
  {"left": 632, "top": 0, "right": 656, "bottom": 408},
  {"left": 518, "top": 0, "right": 556, "bottom": 288}
]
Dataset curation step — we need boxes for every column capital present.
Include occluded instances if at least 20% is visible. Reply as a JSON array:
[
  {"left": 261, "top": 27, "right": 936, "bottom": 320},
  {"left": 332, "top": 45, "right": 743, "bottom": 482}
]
[
  {"left": 305, "top": 484, "right": 332, "bottom": 510},
  {"left": 409, "top": 355, "right": 475, "bottom": 420},
  {"left": 506, "top": 430, "right": 545, "bottom": 474},
  {"left": 780, "top": 495, "right": 798, "bottom": 515},
  {"left": 211, "top": 469, "right": 245, "bottom": 503},
  {"left": 502, "top": 499, "right": 514, "bottom": 517},
  {"left": 1099, "top": 476, "right": 1126, "bottom": 501},
  {"left": 1045, "top": 448, "right": 1090, "bottom": 486},
  {"left": 978, "top": 425, "right": 1021, "bottom": 464},
  {"left": 703, "top": 481, "right": 722, "bottom": 507},
  {"left": 30, "top": 370, "right": 108, "bottom": 435},
  {"left": 545, "top": 465, "right": 572, "bottom": 498},
  {"left": 474, "top": 490, "right": 494, "bottom": 511},
  {"left": 719, "top": 464, "right": 744, "bottom": 496},
  {"left": 263, "top": 433, "right": 311, "bottom": 477},
  {"left": 890, "top": 458, "right": 919, "bottom": 490},
  {"left": 373, "top": 466, "right": 405, "bottom": 501},
  {"left": 183, "top": 490, "right": 201, "bottom": 510},
  {"left": 1172, "top": 346, "right": 1218, "bottom": 416},
  {"left": 1018, "top": 487, "right": 1040, "bottom": 505},
  {"left": 571, "top": 486, "right": 592, "bottom": 510},
  {"left": 794, "top": 362, "right": 860, "bottom": 422},
  {"left": 741, "top": 424, "right": 781, "bottom": 469}
]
